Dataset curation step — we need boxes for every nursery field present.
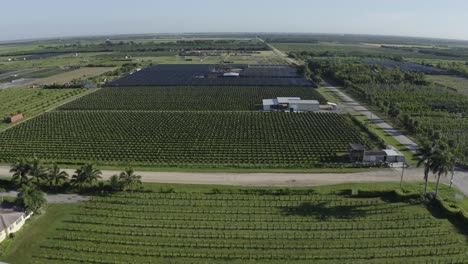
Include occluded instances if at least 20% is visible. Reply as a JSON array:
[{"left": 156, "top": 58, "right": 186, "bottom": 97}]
[
  {"left": 4, "top": 184, "right": 467, "bottom": 264},
  {"left": 0, "top": 87, "right": 91, "bottom": 130},
  {"left": 359, "top": 84, "right": 468, "bottom": 164},
  {"left": 0, "top": 111, "right": 380, "bottom": 168},
  {"left": 59, "top": 86, "right": 326, "bottom": 111}
]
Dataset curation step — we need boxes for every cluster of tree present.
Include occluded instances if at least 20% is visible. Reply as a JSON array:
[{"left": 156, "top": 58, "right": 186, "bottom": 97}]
[
  {"left": 43, "top": 80, "right": 88, "bottom": 89},
  {"left": 306, "top": 60, "right": 428, "bottom": 86},
  {"left": 9, "top": 158, "right": 143, "bottom": 213},
  {"left": 381, "top": 45, "right": 468, "bottom": 59},
  {"left": 415, "top": 138, "right": 462, "bottom": 199},
  {"left": 289, "top": 51, "right": 404, "bottom": 61}
]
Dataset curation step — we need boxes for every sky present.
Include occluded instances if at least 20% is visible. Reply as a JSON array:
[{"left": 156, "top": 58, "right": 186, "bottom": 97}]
[{"left": 1, "top": 0, "right": 467, "bottom": 41}]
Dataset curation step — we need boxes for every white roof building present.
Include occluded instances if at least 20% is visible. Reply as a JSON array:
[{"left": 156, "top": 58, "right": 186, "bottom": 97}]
[{"left": 223, "top": 72, "right": 240, "bottom": 77}]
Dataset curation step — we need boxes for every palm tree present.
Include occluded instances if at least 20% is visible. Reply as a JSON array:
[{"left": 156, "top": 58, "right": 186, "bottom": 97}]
[
  {"left": 431, "top": 151, "right": 455, "bottom": 198},
  {"left": 414, "top": 141, "right": 435, "bottom": 196},
  {"left": 29, "top": 157, "right": 48, "bottom": 185},
  {"left": 72, "top": 164, "right": 102, "bottom": 191},
  {"left": 10, "top": 159, "right": 31, "bottom": 185},
  {"left": 118, "top": 168, "right": 142, "bottom": 193},
  {"left": 47, "top": 164, "right": 69, "bottom": 190}
]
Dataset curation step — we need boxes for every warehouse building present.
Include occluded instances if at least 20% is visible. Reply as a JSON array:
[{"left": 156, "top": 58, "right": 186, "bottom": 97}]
[
  {"left": 288, "top": 99, "right": 320, "bottom": 112},
  {"left": 262, "top": 97, "right": 320, "bottom": 112}
]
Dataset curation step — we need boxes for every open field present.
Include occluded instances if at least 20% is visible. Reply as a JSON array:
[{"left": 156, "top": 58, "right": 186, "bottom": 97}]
[
  {"left": 1, "top": 183, "right": 466, "bottom": 264},
  {"left": 0, "top": 87, "right": 92, "bottom": 130},
  {"left": 0, "top": 111, "right": 380, "bottom": 168},
  {"left": 428, "top": 74, "right": 468, "bottom": 95},
  {"left": 59, "top": 86, "right": 326, "bottom": 111},
  {"left": 29, "top": 67, "right": 115, "bottom": 85}
]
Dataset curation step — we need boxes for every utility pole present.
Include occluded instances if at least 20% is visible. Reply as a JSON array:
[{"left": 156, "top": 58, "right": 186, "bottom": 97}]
[{"left": 400, "top": 162, "right": 406, "bottom": 189}]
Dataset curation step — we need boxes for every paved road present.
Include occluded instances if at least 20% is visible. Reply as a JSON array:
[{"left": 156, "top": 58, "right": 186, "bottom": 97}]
[
  {"left": 257, "top": 38, "right": 300, "bottom": 66},
  {"left": 0, "top": 78, "right": 36, "bottom": 90},
  {"left": 323, "top": 82, "right": 419, "bottom": 152},
  {"left": 323, "top": 82, "right": 468, "bottom": 195}
]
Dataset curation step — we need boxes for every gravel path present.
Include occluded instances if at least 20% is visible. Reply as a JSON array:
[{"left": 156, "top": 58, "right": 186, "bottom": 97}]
[{"left": 0, "top": 191, "right": 89, "bottom": 204}]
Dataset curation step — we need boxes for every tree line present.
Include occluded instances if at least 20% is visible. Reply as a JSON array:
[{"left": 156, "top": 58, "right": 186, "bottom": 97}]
[{"left": 8, "top": 158, "right": 143, "bottom": 214}]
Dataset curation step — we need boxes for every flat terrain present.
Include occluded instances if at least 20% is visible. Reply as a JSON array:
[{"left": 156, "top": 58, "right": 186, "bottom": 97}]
[
  {"left": 428, "top": 74, "right": 468, "bottom": 95},
  {"left": 59, "top": 86, "right": 326, "bottom": 111},
  {"left": 1, "top": 183, "right": 466, "bottom": 264},
  {"left": 0, "top": 111, "right": 379, "bottom": 168},
  {"left": 28, "top": 67, "right": 115, "bottom": 85},
  {"left": 0, "top": 87, "right": 92, "bottom": 130}
]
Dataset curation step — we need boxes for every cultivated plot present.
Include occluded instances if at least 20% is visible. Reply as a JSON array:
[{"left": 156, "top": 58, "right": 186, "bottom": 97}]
[
  {"left": 0, "top": 111, "right": 379, "bottom": 168},
  {"left": 59, "top": 86, "right": 326, "bottom": 111},
  {"left": 24, "top": 189, "right": 468, "bottom": 264}
]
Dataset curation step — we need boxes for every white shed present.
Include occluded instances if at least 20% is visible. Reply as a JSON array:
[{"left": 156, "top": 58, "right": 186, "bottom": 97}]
[
  {"left": 383, "top": 147, "right": 405, "bottom": 163},
  {"left": 223, "top": 72, "right": 240, "bottom": 77},
  {"left": 262, "top": 99, "right": 277, "bottom": 111},
  {"left": 288, "top": 100, "right": 320, "bottom": 112}
]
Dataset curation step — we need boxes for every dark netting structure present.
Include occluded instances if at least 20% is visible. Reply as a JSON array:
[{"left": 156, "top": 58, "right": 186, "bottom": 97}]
[{"left": 107, "top": 64, "right": 314, "bottom": 87}]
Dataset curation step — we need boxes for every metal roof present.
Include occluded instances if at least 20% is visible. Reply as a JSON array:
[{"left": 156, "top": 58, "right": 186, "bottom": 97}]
[
  {"left": 262, "top": 99, "right": 277, "bottom": 106},
  {"left": 288, "top": 99, "right": 319, "bottom": 105},
  {"left": 277, "top": 97, "right": 301, "bottom": 104},
  {"left": 0, "top": 210, "right": 24, "bottom": 230},
  {"left": 383, "top": 148, "right": 403, "bottom": 157}
]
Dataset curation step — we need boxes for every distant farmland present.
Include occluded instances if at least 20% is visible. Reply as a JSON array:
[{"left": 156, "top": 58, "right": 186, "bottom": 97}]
[{"left": 30, "top": 67, "right": 115, "bottom": 85}]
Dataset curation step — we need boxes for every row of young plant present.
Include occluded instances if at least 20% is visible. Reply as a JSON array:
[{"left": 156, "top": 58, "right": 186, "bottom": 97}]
[
  {"left": 36, "top": 242, "right": 466, "bottom": 262},
  {"left": 58, "top": 224, "right": 452, "bottom": 240},
  {"left": 74, "top": 209, "right": 433, "bottom": 223},
  {"left": 0, "top": 111, "right": 380, "bottom": 167},
  {"left": 66, "top": 216, "right": 442, "bottom": 231},
  {"left": 50, "top": 232, "right": 460, "bottom": 251}
]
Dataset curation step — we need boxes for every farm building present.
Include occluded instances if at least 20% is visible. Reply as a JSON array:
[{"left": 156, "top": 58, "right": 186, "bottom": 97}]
[
  {"left": 8, "top": 113, "right": 24, "bottom": 123},
  {"left": 288, "top": 99, "right": 320, "bottom": 112},
  {"left": 262, "top": 97, "right": 320, "bottom": 112},
  {"left": 349, "top": 144, "right": 405, "bottom": 164},
  {"left": 223, "top": 72, "right": 240, "bottom": 77},
  {"left": 0, "top": 210, "right": 31, "bottom": 243}
]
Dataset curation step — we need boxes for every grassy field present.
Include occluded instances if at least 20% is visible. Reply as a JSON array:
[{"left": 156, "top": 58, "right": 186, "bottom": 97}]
[
  {"left": 1, "top": 183, "right": 466, "bottom": 264},
  {"left": 0, "top": 111, "right": 380, "bottom": 168},
  {"left": 0, "top": 87, "right": 92, "bottom": 130},
  {"left": 29, "top": 67, "right": 115, "bottom": 85},
  {"left": 428, "top": 74, "right": 468, "bottom": 95},
  {"left": 272, "top": 42, "right": 468, "bottom": 60},
  {"left": 59, "top": 86, "right": 326, "bottom": 111}
]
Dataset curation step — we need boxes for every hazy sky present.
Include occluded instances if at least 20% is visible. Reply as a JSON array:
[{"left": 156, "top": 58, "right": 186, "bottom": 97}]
[{"left": 1, "top": 0, "right": 467, "bottom": 41}]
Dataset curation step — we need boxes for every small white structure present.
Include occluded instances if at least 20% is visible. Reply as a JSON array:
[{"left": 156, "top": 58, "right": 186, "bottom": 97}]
[
  {"left": 0, "top": 210, "right": 31, "bottom": 243},
  {"left": 327, "top": 102, "right": 338, "bottom": 110},
  {"left": 349, "top": 144, "right": 405, "bottom": 164},
  {"left": 289, "top": 99, "right": 320, "bottom": 112},
  {"left": 262, "top": 99, "right": 277, "bottom": 111},
  {"left": 383, "top": 147, "right": 406, "bottom": 163},
  {"left": 223, "top": 72, "right": 240, "bottom": 77}
]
